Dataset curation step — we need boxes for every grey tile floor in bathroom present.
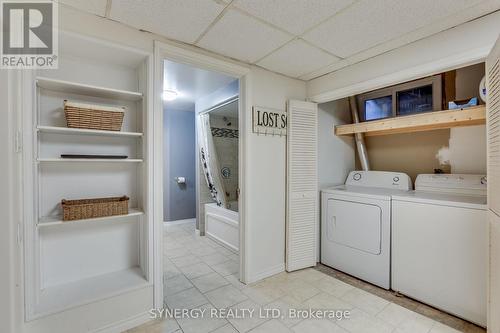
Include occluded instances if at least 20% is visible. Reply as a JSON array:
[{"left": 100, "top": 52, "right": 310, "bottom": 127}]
[{"left": 127, "top": 221, "right": 484, "bottom": 333}]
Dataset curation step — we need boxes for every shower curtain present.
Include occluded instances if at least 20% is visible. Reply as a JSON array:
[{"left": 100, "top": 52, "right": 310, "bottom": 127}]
[{"left": 197, "top": 113, "right": 227, "bottom": 208}]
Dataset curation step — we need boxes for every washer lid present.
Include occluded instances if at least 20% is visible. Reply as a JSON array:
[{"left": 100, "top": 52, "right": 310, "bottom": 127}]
[
  {"left": 392, "top": 191, "right": 487, "bottom": 210},
  {"left": 415, "top": 174, "right": 487, "bottom": 196},
  {"left": 323, "top": 185, "right": 411, "bottom": 201}
]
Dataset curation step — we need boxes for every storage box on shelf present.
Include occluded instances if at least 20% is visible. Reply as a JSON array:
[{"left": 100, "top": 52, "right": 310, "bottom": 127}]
[
  {"left": 61, "top": 196, "right": 130, "bottom": 221},
  {"left": 23, "top": 32, "right": 152, "bottom": 321},
  {"left": 64, "top": 100, "right": 125, "bottom": 132}
]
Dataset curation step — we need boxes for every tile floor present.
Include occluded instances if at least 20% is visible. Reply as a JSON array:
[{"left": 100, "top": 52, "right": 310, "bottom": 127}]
[{"left": 127, "top": 221, "right": 485, "bottom": 333}]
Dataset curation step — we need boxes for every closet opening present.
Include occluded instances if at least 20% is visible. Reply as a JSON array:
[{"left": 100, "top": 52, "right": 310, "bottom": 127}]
[{"left": 161, "top": 58, "right": 242, "bottom": 307}]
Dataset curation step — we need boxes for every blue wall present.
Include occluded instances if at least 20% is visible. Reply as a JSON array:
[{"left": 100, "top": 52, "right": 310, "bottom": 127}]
[{"left": 163, "top": 108, "right": 196, "bottom": 221}]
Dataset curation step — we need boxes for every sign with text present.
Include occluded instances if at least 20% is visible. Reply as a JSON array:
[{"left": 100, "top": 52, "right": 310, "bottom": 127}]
[
  {"left": 252, "top": 106, "right": 287, "bottom": 136},
  {"left": 1, "top": 0, "right": 58, "bottom": 69}
]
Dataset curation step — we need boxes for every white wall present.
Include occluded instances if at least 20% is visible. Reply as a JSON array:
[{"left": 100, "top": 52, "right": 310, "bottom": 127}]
[
  {"left": 448, "top": 126, "right": 486, "bottom": 174},
  {"left": 317, "top": 99, "right": 355, "bottom": 190},
  {"left": 450, "top": 63, "right": 487, "bottom": 174},
  {"left": 307, "top": 11, "right": 500, "bottom": 102},
  {"left": 245, "top": 66, "right": 306, "bottom": 282}
]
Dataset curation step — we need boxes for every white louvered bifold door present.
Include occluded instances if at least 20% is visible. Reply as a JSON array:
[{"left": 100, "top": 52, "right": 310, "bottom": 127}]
[
  {"left": 487, "top": 36, "right": 500, "bottom": 333},
  {"left": 488, "top": 37, "right": 500, "bottom": 216},
  {"left": 286, "top": 100, "right": 318, "bottom": 272}
]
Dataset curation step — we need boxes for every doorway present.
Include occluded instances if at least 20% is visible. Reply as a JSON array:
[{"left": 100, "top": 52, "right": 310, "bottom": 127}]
[{"left": 160, "top": 56, "right": 245, "bottom": 308}]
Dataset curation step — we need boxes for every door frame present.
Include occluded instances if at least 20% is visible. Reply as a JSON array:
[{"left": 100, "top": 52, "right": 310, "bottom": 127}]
[{"left": 153, "top": 40, "right": 251, "bottom": 308}]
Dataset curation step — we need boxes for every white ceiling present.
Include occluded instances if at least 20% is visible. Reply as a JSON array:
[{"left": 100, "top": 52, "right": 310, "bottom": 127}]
[
  {"left": 163, "top": 60, "right": 236, "bottom": 111},
  {"left": 58, "top": 0, "right": 500, "bottom": 80}
]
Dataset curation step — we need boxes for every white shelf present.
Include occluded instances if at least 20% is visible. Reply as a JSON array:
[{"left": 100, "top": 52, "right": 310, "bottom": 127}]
[
  {"left": 36, "top": 77, "right": 143, "bottom": 101},
  {"left": 37, "top": 158, "right": 143, "bottom": 163},
  {"left": 33, "top": 267, "right": 150, "bottom": 318},
  {"left": 38, "top": 209, "right": 144, "bottom": 227},
  {"left": 335, "top": 106, "right": 486, "bottom": 136},
  {"left": 37, "top": 126, "right": 143, "bottom": 138}
]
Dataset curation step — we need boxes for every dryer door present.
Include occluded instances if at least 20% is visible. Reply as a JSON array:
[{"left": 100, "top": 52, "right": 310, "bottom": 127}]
[{"left": 327, "top": 198, "right": 382, "bottom": 255}]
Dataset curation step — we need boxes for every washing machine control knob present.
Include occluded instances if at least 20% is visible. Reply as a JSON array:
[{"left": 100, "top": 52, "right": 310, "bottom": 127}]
[
  {"left": 393, "top": 176, "right": 400, "bottom": 183},
  {"left": 353, "top": 173, "right": 362, "bottom": 181}
]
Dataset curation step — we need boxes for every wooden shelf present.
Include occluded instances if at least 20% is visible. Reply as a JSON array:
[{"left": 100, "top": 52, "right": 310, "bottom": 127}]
[
  {"left": 37, "top": 158, "right": 143, "bottom": 163},
  {"left": 33, "top": 267, "right": 149, "bottom": 319},
  {"left": 37, "top": 126, "right": 143, "bottom": 137},
  {"left": 36, "top": 77, "right": 143, "bottom": 101},
  {"left": 38, "top": 209, "right": 144, "bottom": 227},
  {"left": 335, "top": 106, "right": 486, "bottom": 137}
]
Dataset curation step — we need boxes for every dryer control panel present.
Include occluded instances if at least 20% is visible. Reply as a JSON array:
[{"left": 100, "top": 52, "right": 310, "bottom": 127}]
[{"left": 345, "top": 171, "right": 412, "bottom": 190}]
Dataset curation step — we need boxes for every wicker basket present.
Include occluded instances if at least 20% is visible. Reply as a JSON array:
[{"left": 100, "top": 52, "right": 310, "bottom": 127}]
[
  {"left": 61, "top": 196, "right": 129, "bottom": 221},
  {"left": 64, "top": 100, "right": 125, "bottom": 131}
]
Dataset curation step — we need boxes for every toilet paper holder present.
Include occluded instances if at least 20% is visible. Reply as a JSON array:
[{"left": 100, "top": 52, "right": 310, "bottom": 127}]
[{"left": 174, "top": 177, "right": 186, "bottom": 184}]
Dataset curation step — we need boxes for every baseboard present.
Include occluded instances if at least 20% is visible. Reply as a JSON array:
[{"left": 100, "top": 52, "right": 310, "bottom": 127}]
[
  {"left": 247, "top": 263, "right": 285, "bottom": 284},
  {"left": 163, "top": 218, "right": 195, "bottom": 225},
  {"left": 91, "top": 311, "right": 151, "bottom": 333}
]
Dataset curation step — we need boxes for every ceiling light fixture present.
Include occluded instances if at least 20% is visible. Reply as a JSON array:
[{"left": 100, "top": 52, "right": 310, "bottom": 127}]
[{"left": 163, "top": 89, "right": 178, "bottom": 101}]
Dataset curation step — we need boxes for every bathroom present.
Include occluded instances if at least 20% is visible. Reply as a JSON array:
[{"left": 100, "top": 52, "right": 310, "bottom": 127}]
[{"left": 162, "top": 59, "right": 241, "bottom": 301}]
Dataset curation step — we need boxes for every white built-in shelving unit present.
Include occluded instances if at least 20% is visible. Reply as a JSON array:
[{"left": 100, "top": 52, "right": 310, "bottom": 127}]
[
  {"left": 37, "top": 157, "right": 144, "bottom": 163},
  {"left": 23, "top": 31, "right": 153, "bottom": 322},
  {"left": 37, "top": 125, "right": 143, "bottom": 137}
]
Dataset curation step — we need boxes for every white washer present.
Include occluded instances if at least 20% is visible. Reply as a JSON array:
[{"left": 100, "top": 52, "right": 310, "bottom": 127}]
[
  {"left": 392, "top": 174, "right": 487, "bottom": 326},
  {"left": 321, "top": 171, "right": 412, "bottom": 289}
]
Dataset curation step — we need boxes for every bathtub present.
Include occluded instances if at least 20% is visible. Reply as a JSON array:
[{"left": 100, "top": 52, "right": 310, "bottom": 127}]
[{"left": 205, "top": 202, "right": 239, "bottom": 252}]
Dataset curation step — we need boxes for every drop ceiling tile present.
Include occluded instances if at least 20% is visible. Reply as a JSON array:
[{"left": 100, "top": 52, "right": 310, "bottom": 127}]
[
  {"left": 109, "top": 0, "right": 227, "bottom": 43},
  {"left": 233, "top": 0, "right": 355, "bottom": 35},
  {"left": 257, "top": 39, "right": 340, "bottom": 78},
  {"left": 57, "top": 0, "right": 108, "bottom": 16},
  {"left": 197, "top": 9, "right": 292, "bottom": 63},
  {"left": 303, "top": 0, "right": 484, "bottom": 58}
]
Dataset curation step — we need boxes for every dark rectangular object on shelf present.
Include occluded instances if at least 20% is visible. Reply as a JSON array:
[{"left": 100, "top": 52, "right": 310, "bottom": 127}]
[
  {"left": 61, "top": 154, "right": 128, "bottom": 159},
  {"left": 61, "top": 196, "right": 129, "bottom": 221}
]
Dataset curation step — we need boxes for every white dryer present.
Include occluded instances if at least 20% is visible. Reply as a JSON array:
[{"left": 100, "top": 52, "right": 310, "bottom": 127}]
[
  {"left": 392, "top": 174, "right": 487, "bottom": 326},
  {"left": 321, "top": 171, "right": 412, "bottom": 289}
]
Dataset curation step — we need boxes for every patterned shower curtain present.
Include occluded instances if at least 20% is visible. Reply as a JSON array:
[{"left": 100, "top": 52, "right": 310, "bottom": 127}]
[{"left": 197, "top": 113, "right": 227, "bottom": 208}]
